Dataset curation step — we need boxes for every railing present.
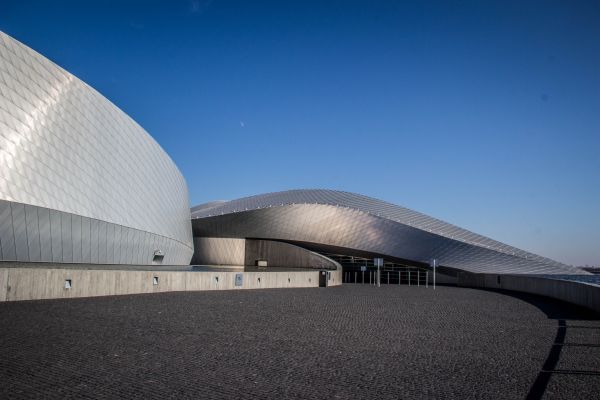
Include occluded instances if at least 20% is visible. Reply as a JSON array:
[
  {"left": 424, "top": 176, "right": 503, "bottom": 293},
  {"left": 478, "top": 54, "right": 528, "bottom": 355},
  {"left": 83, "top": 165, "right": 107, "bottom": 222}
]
[{"left": 343, "top": 269, "right": 428, "bottom": 287}]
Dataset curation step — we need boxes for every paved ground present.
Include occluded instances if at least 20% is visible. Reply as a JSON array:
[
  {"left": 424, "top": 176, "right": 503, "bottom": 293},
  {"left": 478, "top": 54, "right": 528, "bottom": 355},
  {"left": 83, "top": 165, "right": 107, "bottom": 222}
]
[{"left": 0, "top": 285, "right": 598, "bottom": 399}]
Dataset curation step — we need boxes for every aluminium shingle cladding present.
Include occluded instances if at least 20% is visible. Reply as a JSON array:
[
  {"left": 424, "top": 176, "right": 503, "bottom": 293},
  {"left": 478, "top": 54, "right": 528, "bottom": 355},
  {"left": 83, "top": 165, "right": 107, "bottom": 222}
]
[
  {"left": 191, "top": 189, "right": 584, "bottom": 275},
  {"left": 0, "top": 31, "right": 193, "bottom": 263}
]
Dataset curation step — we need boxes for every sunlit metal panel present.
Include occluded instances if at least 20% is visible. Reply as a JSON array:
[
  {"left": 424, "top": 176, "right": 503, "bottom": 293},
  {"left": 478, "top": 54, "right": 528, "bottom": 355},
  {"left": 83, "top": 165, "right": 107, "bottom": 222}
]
[
  {"left": 0, "top": 31, "right": 193, "bottom": 265},
  {"left": 192, "top": 189, "right": 586, "bottom": 275}
]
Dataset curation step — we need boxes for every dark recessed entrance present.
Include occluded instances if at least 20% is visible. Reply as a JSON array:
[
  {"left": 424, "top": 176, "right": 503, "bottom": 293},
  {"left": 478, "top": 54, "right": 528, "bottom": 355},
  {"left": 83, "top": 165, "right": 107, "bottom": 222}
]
[{"left": 318, "top": 271, "right": 327, "bottom": 287}]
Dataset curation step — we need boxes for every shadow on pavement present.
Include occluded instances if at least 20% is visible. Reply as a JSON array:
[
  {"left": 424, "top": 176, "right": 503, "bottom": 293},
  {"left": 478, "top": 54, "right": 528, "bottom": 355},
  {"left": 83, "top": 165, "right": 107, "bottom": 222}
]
[{"left": 483, "top": 289, "right": 599, "bottom": 400}]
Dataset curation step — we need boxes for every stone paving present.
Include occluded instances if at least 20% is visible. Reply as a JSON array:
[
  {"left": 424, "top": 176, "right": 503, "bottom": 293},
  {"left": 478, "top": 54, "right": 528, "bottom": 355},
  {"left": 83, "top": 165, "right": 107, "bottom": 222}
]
[{"left": 0, "top": 285, "right": 598, "bottom": 399}]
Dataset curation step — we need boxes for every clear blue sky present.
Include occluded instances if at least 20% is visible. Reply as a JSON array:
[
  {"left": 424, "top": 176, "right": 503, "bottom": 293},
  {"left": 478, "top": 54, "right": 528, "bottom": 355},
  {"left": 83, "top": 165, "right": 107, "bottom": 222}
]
[{"left": 1, "top": 1, "right": 599, "bottom": 266}]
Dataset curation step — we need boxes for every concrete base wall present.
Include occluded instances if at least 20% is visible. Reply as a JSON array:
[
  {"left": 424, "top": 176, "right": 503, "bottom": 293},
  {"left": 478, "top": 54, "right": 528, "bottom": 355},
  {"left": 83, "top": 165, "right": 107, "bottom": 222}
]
[
  {"left": 458, "top": 272, "right": 600, "bottom": 314},
  {"left": 0, "top": 267, "right": 343, "bottom": 302},
  {"left": 428, "top": 271, "right": 458, "bottom": 285}
]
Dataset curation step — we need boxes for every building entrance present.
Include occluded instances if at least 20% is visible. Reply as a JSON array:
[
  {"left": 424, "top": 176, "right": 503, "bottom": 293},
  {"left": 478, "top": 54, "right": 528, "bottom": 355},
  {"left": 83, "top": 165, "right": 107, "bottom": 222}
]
[
  {"left": 323, "top": 254, "right": 429, "bottom": 286},
  {"left": 318, "top": 271, "right": 328, "bottom": 287}
]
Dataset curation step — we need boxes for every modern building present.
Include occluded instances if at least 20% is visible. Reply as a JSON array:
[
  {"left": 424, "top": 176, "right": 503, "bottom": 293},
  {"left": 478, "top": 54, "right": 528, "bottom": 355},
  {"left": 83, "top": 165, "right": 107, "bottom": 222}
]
[
  {"left": 191, "top": 189, "right": 586, "bottom": 282},
  {"left": 0, "top": 31, "right": 596, "bottom": 311},
  {"left": 0, "top": 31, "right": 193, "bottom": 265}
]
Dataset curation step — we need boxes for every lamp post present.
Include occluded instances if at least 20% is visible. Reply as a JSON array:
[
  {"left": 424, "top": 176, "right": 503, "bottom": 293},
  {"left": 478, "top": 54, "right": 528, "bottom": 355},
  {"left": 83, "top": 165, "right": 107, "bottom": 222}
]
[
  {"left": 429, "top": 258, "right": 437, "bottom": 290},
  {"left": 374, "top": 258, "right": 383, "bottom": 287}
]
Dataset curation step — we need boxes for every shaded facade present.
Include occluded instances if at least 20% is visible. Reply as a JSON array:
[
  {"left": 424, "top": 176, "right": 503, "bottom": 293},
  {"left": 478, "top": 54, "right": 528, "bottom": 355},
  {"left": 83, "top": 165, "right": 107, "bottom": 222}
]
[
  {"left": 0, "top": 31, "right": 193, "bottom": 265},
  {"left": 191, "top": 189, "right": 585, "bottom": 275},
  {"left": 191, "top": 237, "right": 340, "bottom": 270}
]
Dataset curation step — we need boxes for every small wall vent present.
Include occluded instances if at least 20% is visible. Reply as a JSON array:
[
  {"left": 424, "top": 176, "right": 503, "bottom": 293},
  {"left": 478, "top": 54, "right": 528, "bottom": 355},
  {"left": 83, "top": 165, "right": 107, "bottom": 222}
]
[{"left": 153, "top": 250, "right": 164, "bottom": 265}]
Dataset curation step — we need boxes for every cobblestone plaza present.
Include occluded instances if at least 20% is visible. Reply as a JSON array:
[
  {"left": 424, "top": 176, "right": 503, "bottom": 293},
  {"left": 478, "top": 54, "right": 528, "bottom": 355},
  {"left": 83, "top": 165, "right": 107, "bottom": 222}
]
[{"left": 1, "top": 285, "right": 598, "bottom": 399}]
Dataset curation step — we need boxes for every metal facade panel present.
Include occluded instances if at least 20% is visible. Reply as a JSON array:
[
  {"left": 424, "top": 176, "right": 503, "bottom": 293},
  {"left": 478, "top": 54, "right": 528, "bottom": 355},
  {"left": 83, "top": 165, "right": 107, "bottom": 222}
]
[
  {"left": 118, "top": 227, "right": 127, "bottom": 264},
  {"left": 38, "top": 207, "right": 52, "bottom": 261},
  {"left": 0, "top": 31, "right": 193, "bottom": 265},
  {"left": 49, "top": 209, "right": 62, "bottom": 262},
  {"left": 191, "top": 189, "right": 565, "bottom": 270},
  {"left": 163, "top": 238, "right": 173, "bottom": 265},
  {"left": 98, "top": 220, "right": 107, "bottom": 264},
  {"left": 0, "top": 200, "right": 16, "bottom": 260},
  {"left": 144, "top": 233, "right": 152, "bottom": 264},
  {"left": 71, "top": 214, "right": 82, "bottom": 263},
  {"left": 11, "top": 202, "right": 29, "bottom": 261},
  {"left": 168, "top": 239, "right": 176, "bottom": 264},
  {"left": 138, "top": 231, "right": 147, "bottom": 264},
  {"left": 2, "top": 205, "right": 16, "bottom": 259},
  {"left": 127, "top": 230, "right": 135, "bottom": 265},
  {"left": 24, "top": 204, "right": 41, "bottom": 262},
  {"left": 120, "top": 227, "right": 128, "bottom": 264},
  {"left": 113, "top": 225, "right": 121, "bottom": 264},
  {"left": 192, "top": 191, "right": 584, "bottom": 276},
  {"left": 105, "top": 223, "right": 114, "bottom": 264},
  {"left": 132, "top": 229, "right": 141, "bottom": 265},
  {"left": 0, "top": 198, "right": 189, "bottom": 266},
  {"left": 61, "top": 212, "right": 72, "bottom": 262},
  {"left": 134, "top": 230, "right": 142, "bottom": 264},
  {"left": 155, "top": 236, "right": 164, "bottom": 261},
  {"left": 81, "top": 216, "right": 91, "bottom": 263},
  {"left": 120, "top": 228, "right": 129, "bottom": 264},
  {"left": 126, "top": 229, "right": 135, "bottom": 265},
  {"left": 151, "top": 234, "right": 159, "bottom": 255},
  {"left": 142, "top": 231, "right": 151, "bottom": 264},
  {"left": 139, "top": 231, "right": 148, "bottom": 265},
  {"left": 90, "top": 218, "right": 99, "bottom": 263}
]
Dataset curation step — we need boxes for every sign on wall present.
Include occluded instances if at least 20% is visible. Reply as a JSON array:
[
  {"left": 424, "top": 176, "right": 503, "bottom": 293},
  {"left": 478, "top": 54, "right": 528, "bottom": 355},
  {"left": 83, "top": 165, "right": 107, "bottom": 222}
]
[{"left": 235, "top": 273, "right": 244, "bottom": 286}]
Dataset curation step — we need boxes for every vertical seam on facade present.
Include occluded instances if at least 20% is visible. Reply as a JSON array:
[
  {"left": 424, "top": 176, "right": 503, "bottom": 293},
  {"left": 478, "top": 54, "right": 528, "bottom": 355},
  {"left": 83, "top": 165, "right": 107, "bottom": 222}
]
[
  {"left": 35, "top": 207, "right": 41, "bottom": 261},
  {"left": 0, "top": 206, "right": 3, "bottom": 260},
  {"left": 9, "top": 202, "right": 17, "bottom": 261},
  {"left": 59, "top": 211, "right": 63, "bottom": 262},
  {"left": 24, "top": 204, "right": 31, "bottom": 261},
  {"left": 49, "top": 210, "right": 54, "bottom": 262}
]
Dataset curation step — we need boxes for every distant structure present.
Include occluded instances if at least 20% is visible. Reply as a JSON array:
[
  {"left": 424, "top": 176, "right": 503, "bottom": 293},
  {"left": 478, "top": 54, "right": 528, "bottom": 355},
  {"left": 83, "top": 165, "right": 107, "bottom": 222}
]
[
  {"left": 191, "top": 189, "right": 586, "bottom": 280},
  {"left": 582, "top": 267, "right": 600, "bottom": 275},
  {"left": 0, "top": 31, "right": 193, "bottom": 265}
]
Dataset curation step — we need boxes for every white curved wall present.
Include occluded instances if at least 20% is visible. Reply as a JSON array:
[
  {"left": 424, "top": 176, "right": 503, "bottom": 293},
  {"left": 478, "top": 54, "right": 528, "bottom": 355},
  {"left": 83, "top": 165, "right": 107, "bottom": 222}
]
[{"left": 0, "top": 31, "right": 193, "bottom": 264}]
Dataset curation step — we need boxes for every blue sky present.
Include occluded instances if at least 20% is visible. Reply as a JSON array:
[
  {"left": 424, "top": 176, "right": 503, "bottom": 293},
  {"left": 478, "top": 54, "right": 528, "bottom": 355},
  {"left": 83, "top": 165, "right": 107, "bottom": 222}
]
[{"left": 1, "top": 1, "right": 598, "bottom": 266}]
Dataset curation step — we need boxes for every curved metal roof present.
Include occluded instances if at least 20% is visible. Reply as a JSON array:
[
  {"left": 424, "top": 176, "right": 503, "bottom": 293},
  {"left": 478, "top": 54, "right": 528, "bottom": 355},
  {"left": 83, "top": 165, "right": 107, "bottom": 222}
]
[
  {"left": 192, "top": 189, "right": 584, "bottom": 275},
  {"left": 0, "top": 31, "right": 192, "bottom": 249}
]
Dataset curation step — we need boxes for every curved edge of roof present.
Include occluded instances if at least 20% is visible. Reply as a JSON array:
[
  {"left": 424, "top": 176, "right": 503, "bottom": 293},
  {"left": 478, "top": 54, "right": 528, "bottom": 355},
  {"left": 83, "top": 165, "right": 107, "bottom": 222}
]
[
  {"left": 0, "top": 30, "right": 184, "bottom": 176},
  {"left": 190, "top": 188, "right": 576, "bottom": 271},
  {"left": 191, "top": 200, "right": 229, "bottom": 214}
]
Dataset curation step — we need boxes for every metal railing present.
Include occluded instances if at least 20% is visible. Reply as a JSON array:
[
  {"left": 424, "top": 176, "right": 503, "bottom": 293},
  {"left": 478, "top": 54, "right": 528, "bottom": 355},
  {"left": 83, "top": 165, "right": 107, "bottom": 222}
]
[{"left": 343, "top": 269, "right": 429, "bottom": 287}]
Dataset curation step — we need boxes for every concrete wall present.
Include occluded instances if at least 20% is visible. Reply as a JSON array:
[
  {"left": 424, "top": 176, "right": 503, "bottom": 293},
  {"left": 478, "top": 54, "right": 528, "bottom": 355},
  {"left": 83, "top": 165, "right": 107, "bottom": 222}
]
[
  {"left": 191, "top": 237, "right": 245, "bottom": 266},
  {"left": 0, "top": 266, "right": 342, "bottom": 302},
  {"left": 245, "top": 239, "right": 340, "bottom": 270},
  {"left": 458, "top": 273, "right": 600, "bottom": 314},
  {"left": 428, "top": 271, "right": 458, "bottom": 285}
]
